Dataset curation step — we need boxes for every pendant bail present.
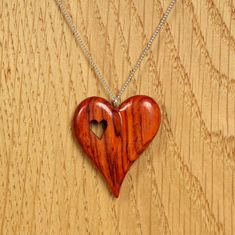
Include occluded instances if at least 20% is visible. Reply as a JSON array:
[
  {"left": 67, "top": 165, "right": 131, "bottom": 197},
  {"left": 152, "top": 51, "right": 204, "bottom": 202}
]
[{"left": 112, "top": 98, "right": 120, "bottom": 107}]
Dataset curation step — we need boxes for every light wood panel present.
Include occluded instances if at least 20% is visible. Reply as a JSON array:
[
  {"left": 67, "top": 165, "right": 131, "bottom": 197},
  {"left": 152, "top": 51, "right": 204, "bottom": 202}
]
[{"left": 0, "top": 0, "right": 234, "bottom": 234}]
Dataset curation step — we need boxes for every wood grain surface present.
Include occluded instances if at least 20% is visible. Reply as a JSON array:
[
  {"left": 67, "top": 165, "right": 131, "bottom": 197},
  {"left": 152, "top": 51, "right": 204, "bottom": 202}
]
[{"left": 0, "top": 0, "right": 235, "bottom": 234}]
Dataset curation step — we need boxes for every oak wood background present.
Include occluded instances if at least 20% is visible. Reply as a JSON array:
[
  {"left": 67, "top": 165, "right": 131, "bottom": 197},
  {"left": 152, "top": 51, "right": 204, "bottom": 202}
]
[{"left": 0, "top": 0, "right": 235, "bottom": 234}]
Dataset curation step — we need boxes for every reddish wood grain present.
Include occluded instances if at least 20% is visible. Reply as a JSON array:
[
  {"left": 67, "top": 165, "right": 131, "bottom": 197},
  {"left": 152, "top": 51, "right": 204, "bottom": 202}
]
[{"left": 73, "top": 96, "right": 161, "bottom": 197}]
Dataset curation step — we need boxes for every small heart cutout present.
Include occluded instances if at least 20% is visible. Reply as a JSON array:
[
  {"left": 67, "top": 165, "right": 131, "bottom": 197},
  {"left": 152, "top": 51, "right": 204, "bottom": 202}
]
[
  {"left": 90, "top": 120, "right": 107, "bottom": 139},
  {"left": 74, "top": 95, "right": 161, "bottom": 197}
]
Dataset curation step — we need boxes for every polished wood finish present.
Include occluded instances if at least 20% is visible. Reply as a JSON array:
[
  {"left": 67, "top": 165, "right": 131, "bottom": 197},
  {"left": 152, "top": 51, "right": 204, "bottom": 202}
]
[{"left": 74, "top": 96, "right": 161, "bottom": 197}]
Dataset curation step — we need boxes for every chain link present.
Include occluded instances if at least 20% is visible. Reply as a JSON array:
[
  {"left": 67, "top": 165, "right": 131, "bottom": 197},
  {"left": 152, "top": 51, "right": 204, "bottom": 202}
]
[{"left": 55, "top": 0, "right": 176, "bottom": 106}]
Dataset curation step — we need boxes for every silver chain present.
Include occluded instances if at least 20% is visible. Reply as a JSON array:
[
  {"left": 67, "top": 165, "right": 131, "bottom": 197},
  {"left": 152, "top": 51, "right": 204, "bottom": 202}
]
[{"left": 55, "top": 0, "right": 176, "bottom": 106}]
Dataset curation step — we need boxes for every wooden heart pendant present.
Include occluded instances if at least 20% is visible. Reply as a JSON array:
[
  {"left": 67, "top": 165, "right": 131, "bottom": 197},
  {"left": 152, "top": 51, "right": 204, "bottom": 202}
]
[{"left": 73, "top": 95, "right": 161, "bottom": 197}]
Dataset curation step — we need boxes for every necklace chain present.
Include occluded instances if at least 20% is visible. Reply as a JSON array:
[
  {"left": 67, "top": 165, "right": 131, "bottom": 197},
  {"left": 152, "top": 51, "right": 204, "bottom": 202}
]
[{"left": 55, "top": 0, "right": 176, "bottom": 106}]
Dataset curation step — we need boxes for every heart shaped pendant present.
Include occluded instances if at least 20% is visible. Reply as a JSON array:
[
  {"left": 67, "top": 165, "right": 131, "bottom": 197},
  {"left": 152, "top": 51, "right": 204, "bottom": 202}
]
[{"left": 73, "top": 95, "right": 161, "bottom": 197}]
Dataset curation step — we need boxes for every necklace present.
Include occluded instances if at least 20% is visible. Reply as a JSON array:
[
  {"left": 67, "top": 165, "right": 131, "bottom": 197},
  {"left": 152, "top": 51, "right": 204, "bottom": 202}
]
[{"left": 56, "top": 0, "right": 176, "bottom": 197}]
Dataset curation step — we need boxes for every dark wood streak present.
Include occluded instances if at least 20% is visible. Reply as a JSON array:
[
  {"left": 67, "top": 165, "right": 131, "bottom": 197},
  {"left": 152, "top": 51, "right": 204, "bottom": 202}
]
[{"left": 73, "top": 95, "right": 161, "bottom": 197}]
